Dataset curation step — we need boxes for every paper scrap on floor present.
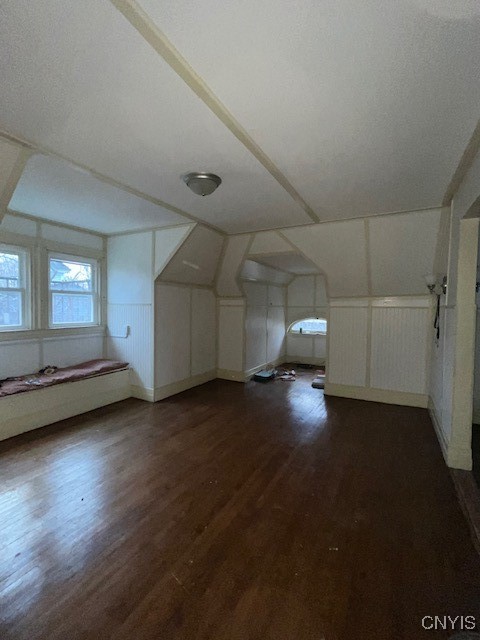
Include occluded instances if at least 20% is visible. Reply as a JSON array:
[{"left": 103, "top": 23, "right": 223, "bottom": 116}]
[{"left": 278, "top": 369, "right": 296, "bottom": 381}]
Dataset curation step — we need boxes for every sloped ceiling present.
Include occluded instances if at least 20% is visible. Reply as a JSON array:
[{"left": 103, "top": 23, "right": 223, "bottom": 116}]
[
  {"left": 368, "top": 209, "right": 443, "bottom": 296},
  {"left": 281, "top": 208, "right": 446, "bottom": 297},
  {"left": 0, "top": 1, "right": 478, "bottom": 233},
  {"left": 154, "top": 225, "right": 193, "bottom": 278},
  {"left": 249, "top": 231, "right": 294, "bottom": 255},
  {"left": 10, "top": 154, "right": 190, "bottom": 234},
  {"left": 216, "top": 235, "right": 252, "bottom": 297},
  {"left": 241, "top": 260, "right": 292, "bottom": 286},
  {"left": 251, "top": 253, "right": 319, "bottom": 275},
  {"left": 283, "top": 220, "right": 370, "bottom": 297},
  {"left": 158, "top": 225, "right": 224, "bottom": 286}
]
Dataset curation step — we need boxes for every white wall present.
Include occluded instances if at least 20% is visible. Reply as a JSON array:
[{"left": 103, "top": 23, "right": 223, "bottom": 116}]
[
  {"left": 107, "top": 231, "right": 154, "bottom": 397},
  {"left": 154, "top": 282, "right": 216, "bottom": 398},
  {"left": 107, "top": 224, "right": 223, "bottom": 400},
  {"left": 217, "top": 298, "right": 245, "bottom": 380},
  {"left": 243, "top": 282, "right": 286, "bottom": 373},
  {"left": 326, "top": 297, "right": 431, "bottom": 405},
  {"left": 0, "top": 212, "right": 105, "bottom": 379},
  {"left": 286, "top": 275, "right": 328, "bottom": 364},
  {"left": 328, "top": 301, "right": 368, "bottom": 387}
]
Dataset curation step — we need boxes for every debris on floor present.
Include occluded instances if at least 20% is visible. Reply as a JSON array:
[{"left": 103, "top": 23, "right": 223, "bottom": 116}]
[
  {"left": 312, "top": 372, "right": 325, "bottom": 389},
  {"left": 252, "top": 368, "right": 277, "bottom": 382},
  {"left": 278, "top": 369, "right": 296, "bottom": 381}
]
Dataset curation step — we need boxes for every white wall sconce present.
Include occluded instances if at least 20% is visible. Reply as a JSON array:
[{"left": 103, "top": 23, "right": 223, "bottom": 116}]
[{"left": 424, "top": 274, "right": 447, "bottom": 296}]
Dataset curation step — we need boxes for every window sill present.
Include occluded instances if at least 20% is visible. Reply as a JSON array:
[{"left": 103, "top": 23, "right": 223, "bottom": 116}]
[
  {"left": 288, "top": 332, "right": 327, "bottom": 337},
  {"left": 0, "top": 325, "right": 106, "bottom": 341}
]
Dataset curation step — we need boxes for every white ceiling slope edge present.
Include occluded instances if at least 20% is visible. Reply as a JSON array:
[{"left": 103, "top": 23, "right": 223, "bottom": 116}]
[
  {"left": 142, "top": 0, "right": 480, "bottom": 219},
  {"left": 217, "top": 235, "right": 252, "bottom": 297},
  {"left": 249, "top": 253, "right": 320, "bottom": 276},
  {"left": 249, "top": 231, "right": 294, "bottom": 255},
  {"left": 0, "top": 0, "right": 311, "bottom": 234},
  {"left": 0, "top": 138, "right": 25, "bottom": 222},
  {"left": 154, "top": 224, "right": 193, "bottom": 278},
  {"left": 241, "top": 260, "right": 292, "bottom": 286},
  {"left": 281, "top": 208, "right": 445, "bottom": 297}
]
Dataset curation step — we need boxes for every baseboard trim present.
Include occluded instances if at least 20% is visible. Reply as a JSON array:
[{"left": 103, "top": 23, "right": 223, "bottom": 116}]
[
  {"left": 324, "top": 382, "right": 428, "bottom": 408},
  {"left": 285, "top": 356, "right": 326, "bottom": 366},
  {"left": 428, "top": 397, "right": 449, "bottom": 465},
  {"left": 131, "top": 385, "right": 155, "bottom": 402},
  {"left": 154, "top": 370, "right": 216, "bottom": 402},
  {"left": 243, "top": 356, "right": 286, "bottom": 380},
  {"left": 216, "top": 368, "right": 245, "bottom": 382}
]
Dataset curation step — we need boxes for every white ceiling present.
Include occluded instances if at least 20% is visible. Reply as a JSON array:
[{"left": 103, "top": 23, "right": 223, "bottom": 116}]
[
  {"left": 0, "top": 1, "right": 479, "bottom": 233},
  {"left": 251, "top": 253, "right": 319, "bottom": 275},
  {"left": 141, "top": 0, "right": 480, "bottom": 218},
  {"left": 0, "top": 0, "right": 310, "bottom": 234},
  {"left": 9, "top": 154, "right": 189, "bottom": 234}
]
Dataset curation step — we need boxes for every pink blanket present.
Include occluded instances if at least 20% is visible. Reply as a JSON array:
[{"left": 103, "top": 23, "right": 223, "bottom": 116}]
[{"left": 0, "top": 359, "right": 129, "bottom": 398}]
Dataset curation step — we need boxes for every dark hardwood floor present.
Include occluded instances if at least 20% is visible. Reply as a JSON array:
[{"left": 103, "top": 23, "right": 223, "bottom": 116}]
[{"left": 1, "top": 370, "right": 480, "bottom": 640}]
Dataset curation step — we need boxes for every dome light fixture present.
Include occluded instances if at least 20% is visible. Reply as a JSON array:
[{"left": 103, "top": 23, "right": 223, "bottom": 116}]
[{"left": 182, "top": 172, "right": 222, "bottom": 196}]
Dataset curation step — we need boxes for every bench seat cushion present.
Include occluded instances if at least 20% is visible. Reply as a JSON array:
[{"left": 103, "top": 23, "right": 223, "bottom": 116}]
[{"left": 0, "top": 359, "right": 129, "bottom": 398}]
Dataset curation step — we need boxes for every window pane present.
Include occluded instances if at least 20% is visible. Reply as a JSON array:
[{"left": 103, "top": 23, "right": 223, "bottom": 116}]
[
  {"left": 0, "top": 252, "right": 20, "bottom": 289},
  {"left": 52, "top": 293, "right": 93, "bottom": 324},
  {"left": 0, "top": 290, "right": 22, "bottom": 327},
  {"left": 50, "top": 259, "right": 93, "bottom": 292},
  {"left": 290, "top": 318, "right": 327, "bottom": 334}
]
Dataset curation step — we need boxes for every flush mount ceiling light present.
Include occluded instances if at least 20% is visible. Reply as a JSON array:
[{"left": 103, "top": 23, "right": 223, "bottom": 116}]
[{"left": 182, "top": 172, "right": 222, "bottom": 196}]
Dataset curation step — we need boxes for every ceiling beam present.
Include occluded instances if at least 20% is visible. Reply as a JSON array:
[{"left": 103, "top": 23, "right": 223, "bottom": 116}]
[
  {"left": 443, "top": 117, "right": 480, "bottom": 206},
  {"left": 109, "top": 0, "right": 320, "bottom": 224}
]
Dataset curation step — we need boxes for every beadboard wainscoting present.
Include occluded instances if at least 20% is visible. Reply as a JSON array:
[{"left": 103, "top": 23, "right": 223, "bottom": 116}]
[{"left": 326, "top": 297, "right": 432, "bottom": 407}]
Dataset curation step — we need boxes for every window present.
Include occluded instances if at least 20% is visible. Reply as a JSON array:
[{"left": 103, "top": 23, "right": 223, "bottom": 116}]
[
  {"left": 0, "top": 245, "right": 30, "bottom": 331},
  {"left": 288, "top": 317, "right": 327, "bottom": 335},
  {"left": 49, "top": 254, "right": 99, "bottom": 326}
]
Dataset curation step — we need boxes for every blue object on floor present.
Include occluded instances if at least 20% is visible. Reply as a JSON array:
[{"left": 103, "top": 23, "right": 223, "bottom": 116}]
[{"left": 253, "top": 369, "right": 276, "bottom": 382}]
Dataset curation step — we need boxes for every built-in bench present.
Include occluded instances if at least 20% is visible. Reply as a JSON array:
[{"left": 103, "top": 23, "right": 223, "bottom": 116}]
[{"left": 0, "top": 359, "right": 131, "bottom": 442}]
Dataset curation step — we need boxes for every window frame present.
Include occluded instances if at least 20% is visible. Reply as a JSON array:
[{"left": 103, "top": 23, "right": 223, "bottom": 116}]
[
  {"left": 287, "top": 317, "right": 328, "bottom": 336},
  {"left": 0, "top": 243, "right": 31, "bottom": 332},
  {"left": 48, "top": 252, "right": 100, "bottom": 328}
]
